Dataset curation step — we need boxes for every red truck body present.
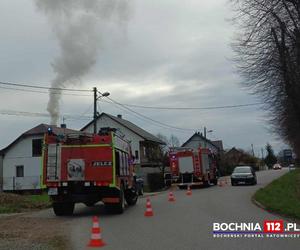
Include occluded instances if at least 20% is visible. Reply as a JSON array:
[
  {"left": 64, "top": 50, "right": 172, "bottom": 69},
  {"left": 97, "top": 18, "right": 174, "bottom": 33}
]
[
  {"left": 168, "top": 147, "right": 218, "bottom": 187},
  {"left": 43, "top": 127, "right": 138, "bottom": 215}
]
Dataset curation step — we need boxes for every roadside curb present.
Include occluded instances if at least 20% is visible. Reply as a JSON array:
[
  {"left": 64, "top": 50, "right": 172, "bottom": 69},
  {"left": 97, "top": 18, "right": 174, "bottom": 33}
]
[
  {"left": 251, "top": 197, "right": 266, "bottom": 210},
  {"left": 141, "top": 188, "right": 169, "bottom": 199},
  {"left": 251, "top": 196, "right": 300, "bottom": 225}
]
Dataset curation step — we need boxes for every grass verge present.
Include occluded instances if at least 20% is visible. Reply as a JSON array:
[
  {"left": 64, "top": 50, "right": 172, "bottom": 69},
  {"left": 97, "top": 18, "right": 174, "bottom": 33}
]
[
  {"left": 254, "top": 169, "right": 300, "bottom": 220},
  {"left": 0, "top": 192, "right": 51, "bottom": 214}
]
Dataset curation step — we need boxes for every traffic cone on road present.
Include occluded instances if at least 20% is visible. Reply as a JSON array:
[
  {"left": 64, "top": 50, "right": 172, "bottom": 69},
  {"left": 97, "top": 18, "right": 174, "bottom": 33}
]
[
  {"left": 218, "top": 180, "right": 223, "bottom": 187},
  {"left": 87, "top": 216, "right": 106, "bottom": 248},
  {"left": 168, "top": 191, "right": 175, "bottom": 202},
  {"left": 144, "top": 198, "right": 154, "bottom": 217},
  {"left": 186, "top": 186, "right": 192, "bottom": 196}
]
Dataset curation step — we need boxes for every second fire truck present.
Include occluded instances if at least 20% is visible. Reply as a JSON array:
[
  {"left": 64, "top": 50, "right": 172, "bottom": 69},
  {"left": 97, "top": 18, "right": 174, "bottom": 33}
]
[{"left": 168, "top": 147, "right": 218, "bottom": 188}]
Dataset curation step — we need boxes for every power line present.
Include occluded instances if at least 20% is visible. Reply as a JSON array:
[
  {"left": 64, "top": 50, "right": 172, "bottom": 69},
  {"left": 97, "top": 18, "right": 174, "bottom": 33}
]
[
  {"left": 104, "top": 96, "right": 196, "bottom": 132},
  {"left": 1, "top": 81, "right": 262, "bottom": 109},
  {"left": 100, "top": 99, "right": 262, "bottom": 110},
  {"left": 0, "top": 109, "right": 91, "bottom": 120},
  {"left": 0, "top": 86, "right": 92, "bottom": 97},
  {"left": 0, "top": 81, "right": 92, "bottom": 92},
  {"left": 109, "top": 100, "right": 193, "bottom": 133}
]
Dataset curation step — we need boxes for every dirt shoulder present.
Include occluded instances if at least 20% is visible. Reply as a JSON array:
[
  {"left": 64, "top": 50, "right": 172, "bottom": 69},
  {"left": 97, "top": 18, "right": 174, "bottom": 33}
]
[
  {"left": 0, "top": 192, "right": 51, "bottom": 214},
  {"left": 0, "top": 213, "right": 71, "bottom": 250}
]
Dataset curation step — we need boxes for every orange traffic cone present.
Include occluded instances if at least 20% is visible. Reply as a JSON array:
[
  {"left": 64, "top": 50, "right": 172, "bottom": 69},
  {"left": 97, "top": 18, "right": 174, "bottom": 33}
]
[
  {"left": 87, "top": 216, "right": 106, "bottom": 248},
  {"left": 144, "top": 198, "right": 154, "bottom": 217},
  {"left": 186, "top": 186, "right": 192, "bottom": 196},
  {"left": 168, "top": 191, "right": 175, "bottom": 202},
  {"left": 218, "top": 179, "right": 222, "bottom": 187}
]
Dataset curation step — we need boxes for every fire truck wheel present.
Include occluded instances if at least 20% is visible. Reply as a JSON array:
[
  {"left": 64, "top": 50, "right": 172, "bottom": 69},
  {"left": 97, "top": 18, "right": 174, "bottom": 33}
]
[
  {"left": 53, "top": 202, "right": 74, "bottom": 216},
  {"left": 125, "top": 188, "right": 138, "bottom": 206},
  {"left": 115, "top": 188, "right": 126, "bottom": 213},
  {"left": 204, "top": 179, "right": 211, "bottom": 187}
]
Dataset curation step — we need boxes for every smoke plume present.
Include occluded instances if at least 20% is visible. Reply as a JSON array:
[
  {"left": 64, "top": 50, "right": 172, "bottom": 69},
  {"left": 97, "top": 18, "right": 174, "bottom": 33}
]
[{"left": 35, "top": 0, "right": 131, "bottom": 125}]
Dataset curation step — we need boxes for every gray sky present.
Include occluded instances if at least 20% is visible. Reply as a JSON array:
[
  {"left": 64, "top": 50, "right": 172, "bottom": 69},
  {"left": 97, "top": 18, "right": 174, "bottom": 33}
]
[{"left": 0, "top": 0, "right": 287, "bottom": 155}]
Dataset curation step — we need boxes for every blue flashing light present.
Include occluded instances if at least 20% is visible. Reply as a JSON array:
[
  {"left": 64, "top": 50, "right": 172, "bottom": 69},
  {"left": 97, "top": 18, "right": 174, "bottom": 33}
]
[{"left": 47, "top": 127, "right": 53, "bottom": 135}]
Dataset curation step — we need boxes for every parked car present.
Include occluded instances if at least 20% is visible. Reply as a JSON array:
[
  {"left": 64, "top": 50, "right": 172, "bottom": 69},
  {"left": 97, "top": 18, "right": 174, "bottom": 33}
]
[
  {"left": 288, "top": 164, "right": 296, "bottom": 171},
  {"left": 272, "top": 163, "right": 282, "bottom": 170},
  {"left": 231, "top": 166, "right": 257, "bottom": 186},
  {"left": 135, "top": 176, "right": 144, "bottom": 195}
]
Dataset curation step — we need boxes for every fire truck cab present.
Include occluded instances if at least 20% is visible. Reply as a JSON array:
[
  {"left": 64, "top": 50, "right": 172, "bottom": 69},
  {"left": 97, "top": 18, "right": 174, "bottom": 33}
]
[
  {"left": 168, "top": 147, "right": 218, "bottom": 188},
  {"left": 43, "top": 127, "right": 138, "bottom": 215}
]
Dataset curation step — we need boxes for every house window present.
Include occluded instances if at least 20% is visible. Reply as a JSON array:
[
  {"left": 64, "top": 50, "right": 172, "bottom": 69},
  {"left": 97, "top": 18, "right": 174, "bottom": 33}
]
[
  {"left": 16, "top": 165, "right": 24, "bottom": 177},
  {"left": 32, "top": 139, "right": 42, "bottom": 157},
  {"left": 135, "top": 150, "right": 139, "bottom": 160}
]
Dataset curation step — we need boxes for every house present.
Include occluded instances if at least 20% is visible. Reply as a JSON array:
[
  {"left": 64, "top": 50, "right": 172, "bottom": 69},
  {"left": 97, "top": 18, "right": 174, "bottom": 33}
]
[
  {"left": 220, "top": 147, "right": 261, "bottom": 174},
  {"left": 81, "top": 113, "right": 166, "bottom": 178},
  {"left": 181, "top": 132, "right": 222, "bottom": 154},
  {"left": 224, "top": 147, "right": 245, "bottom": 163},
  {"left": 0, "top": 124, "right": 79, "bottom": 192}
]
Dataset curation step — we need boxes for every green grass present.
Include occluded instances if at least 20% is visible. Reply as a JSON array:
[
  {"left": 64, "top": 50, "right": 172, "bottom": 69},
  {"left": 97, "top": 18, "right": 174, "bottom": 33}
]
[
  {"left": 254, "top": 169, "right": 300, "bottom": 220},
  {"left": 26, "top": 193, "right": 50, "bottom": 203},
  {"left": 0, "top": 192, "right": 51, "bottom": 214}
]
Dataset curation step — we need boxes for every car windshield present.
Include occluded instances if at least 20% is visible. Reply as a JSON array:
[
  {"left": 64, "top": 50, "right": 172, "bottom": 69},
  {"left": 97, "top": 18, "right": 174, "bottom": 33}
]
[{"left": 233, "top": 167, "right": 251, "bottom": 173}]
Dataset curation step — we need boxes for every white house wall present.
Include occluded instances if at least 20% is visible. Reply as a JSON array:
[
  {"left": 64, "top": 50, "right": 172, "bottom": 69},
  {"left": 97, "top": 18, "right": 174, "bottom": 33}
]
[
  {"left": 3, "top": 135, "right": 43, "bottom": 191},
  {"left": 82, "top": 116, "right": 144, "bottom": 164}
]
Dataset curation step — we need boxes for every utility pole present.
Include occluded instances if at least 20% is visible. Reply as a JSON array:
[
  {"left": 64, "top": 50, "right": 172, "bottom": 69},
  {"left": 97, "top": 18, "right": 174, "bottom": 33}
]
[
  {"left": 93, "top": 87, "right": 110, "bottom": 134},
  {"left": 251, "top": 144, "right": 255, "bottom": 157},
  {"left": 93, "top": 87, "right": 97, "bottom": 134},
  {"left": 204, "top": 127, "right": 207, "bottom": 138}
]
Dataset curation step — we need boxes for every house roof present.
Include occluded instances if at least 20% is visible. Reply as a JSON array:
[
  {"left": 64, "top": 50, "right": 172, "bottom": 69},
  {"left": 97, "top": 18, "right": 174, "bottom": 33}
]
[
  {"left": 81, "top": 113, "right": 166, "bottom": 145},
  {"left": 212, "top": 140, "right": 224, "bottom": 151},
  {"left": 182, "top": 132, "right": 220, "bottom": 150},
  {"left": 225, "top": 147, "right": 243, "bottom": 156},
  {"left": 0, "top": 123, "right": 80, "bottom": 155}
]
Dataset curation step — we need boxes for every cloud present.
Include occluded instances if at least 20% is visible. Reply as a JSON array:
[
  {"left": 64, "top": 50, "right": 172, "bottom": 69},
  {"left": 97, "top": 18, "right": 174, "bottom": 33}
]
[{"left": 0, "top": 0, "right": 286, "bottom": 153}]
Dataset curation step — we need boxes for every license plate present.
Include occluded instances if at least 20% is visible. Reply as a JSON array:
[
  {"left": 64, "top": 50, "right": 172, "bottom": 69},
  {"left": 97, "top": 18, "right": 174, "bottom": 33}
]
[
  {"left": 48, "top": 187, "right": 58, "bottom": 195},
  {"left": 238, "top": 181, "right": 245, "bottom": 184}
]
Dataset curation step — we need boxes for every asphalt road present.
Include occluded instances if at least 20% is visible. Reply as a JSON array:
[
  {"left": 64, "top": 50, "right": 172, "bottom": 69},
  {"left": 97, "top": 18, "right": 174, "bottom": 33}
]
[{"left": 32, "top": 169, "right": 300, "bottom": 250}]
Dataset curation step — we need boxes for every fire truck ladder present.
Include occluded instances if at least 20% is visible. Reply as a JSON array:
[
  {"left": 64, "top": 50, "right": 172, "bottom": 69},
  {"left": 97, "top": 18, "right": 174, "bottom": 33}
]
[{"left": 47, "top": 144, "right": 59, "bottom": 180}]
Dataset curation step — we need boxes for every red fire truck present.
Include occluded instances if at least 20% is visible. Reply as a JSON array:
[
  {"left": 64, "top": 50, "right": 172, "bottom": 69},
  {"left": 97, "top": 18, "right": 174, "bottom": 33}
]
[
  {"left": 43, "top": 127, "right": 138, "bottom": 216},
  {"left": 168, "top": 147, "right": 218, "bottom": 188}
]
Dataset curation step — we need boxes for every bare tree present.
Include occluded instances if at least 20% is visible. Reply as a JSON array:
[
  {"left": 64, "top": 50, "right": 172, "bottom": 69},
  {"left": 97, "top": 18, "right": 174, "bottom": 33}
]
[
  {"left": 156, "top": 133, "right": 171, "bottom": 174},
  {"left": 231, "top": 0, "right": 300, "bottom": 158},
  {"left": 168, "top": 134, "right": 180, "bottom": 148}
]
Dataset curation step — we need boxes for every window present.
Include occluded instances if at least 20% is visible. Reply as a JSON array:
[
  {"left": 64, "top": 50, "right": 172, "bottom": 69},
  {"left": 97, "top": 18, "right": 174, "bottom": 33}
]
[
  {"left": 115, "top": 151, "right": 120, "bottom": 175},
  {"left": 16, "top": 165, "right": 24, "bottom": 177},
  {"left": 135, "top": 150, "right": 139, "bottom": 160},
  {"left": 32, "top": 139, "right": 42, "bottom": 157}
]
